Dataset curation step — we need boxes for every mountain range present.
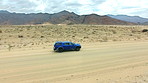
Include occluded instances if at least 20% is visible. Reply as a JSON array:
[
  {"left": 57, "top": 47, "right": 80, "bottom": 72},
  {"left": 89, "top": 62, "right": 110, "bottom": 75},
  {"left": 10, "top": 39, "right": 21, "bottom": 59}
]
[
  {"left": 108, "top": 14, "right": 148, "bottom": 24},
  {"left": 0, "top": 10, "right": 147, "bottom": 25}
]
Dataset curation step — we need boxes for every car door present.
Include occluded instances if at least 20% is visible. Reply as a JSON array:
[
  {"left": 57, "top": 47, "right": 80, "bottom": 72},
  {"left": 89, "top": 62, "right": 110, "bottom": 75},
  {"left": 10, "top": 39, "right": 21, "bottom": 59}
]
[
  {"left": 63, "top": 43, "right": 73, "bottom": 50},
  {"left": 69, "top": 43, "right": 75, "bottom": 50}
]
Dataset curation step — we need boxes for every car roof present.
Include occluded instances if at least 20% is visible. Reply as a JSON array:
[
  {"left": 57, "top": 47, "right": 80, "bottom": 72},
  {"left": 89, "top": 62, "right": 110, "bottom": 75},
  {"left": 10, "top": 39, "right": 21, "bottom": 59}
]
[{"left": 55, "top": 41, "right": 72, "bottom": 43}]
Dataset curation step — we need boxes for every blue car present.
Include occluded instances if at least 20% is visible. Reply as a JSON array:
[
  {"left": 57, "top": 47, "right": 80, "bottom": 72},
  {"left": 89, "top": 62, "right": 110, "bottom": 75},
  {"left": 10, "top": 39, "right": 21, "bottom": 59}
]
[{"left": 54, "top": 41, "right": 81, "bottom": 52}]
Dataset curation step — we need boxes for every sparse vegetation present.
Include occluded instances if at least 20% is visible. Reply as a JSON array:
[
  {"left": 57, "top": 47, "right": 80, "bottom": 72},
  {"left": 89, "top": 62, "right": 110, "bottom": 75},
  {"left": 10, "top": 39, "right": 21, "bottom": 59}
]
[{"left": 0, "top": 25, "right": 147, "bottom": 50}]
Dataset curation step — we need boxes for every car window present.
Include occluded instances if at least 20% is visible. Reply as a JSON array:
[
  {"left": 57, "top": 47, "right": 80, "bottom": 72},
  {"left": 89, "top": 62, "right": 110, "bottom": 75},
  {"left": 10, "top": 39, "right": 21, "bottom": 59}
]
[
  {"left": 64, "top": 43, "right": 70, "bottom": 45},
  {"left": 69, "top": 43, "right": 74, "bottom": 45},
  {"left": 64, "top": 43, "right": 74, "bottom": 45},
  {"left": 55, "top": 43, "right": 62, "bottom": 45}
]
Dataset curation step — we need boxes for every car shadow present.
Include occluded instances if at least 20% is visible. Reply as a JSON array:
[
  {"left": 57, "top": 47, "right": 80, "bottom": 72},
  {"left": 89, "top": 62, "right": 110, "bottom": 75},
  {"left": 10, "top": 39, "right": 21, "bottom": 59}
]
[{"left": 52, "top": 50, "right": 80, "bottom": 53}]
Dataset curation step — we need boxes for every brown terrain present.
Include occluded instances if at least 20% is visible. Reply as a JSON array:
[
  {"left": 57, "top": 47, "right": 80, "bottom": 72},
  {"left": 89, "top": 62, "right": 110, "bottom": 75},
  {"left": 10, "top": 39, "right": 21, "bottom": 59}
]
[
  {"left": 0, "top": 25, "right": 148, "bottom": 83},
  {"left": 0, "top": 10, "right": 136, "bottom": 25},
  {"left": 80, "top": 14, "right": 134, "bottom": 25}
]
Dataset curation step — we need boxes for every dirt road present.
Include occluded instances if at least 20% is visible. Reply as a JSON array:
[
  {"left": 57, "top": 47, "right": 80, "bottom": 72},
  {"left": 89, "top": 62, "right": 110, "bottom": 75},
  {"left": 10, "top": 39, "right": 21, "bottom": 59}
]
[{"left": 0, "top": 41, "right": 148, "bottom": 83}]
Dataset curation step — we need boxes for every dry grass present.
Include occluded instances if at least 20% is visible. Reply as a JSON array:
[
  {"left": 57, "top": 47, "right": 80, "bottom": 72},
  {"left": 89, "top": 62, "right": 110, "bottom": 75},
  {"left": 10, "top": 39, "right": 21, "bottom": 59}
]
[{"left": 0, "top": 24, "right": 148, "bottom": 50}]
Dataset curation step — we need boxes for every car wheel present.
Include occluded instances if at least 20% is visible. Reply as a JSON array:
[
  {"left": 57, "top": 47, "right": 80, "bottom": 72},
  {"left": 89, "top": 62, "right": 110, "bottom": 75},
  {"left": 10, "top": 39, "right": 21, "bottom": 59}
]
[
  {"left": 75, "top": 47, "right": 80, "bottom": 51},
  {"left": 58, "top": 48, "right": 64, "bottom": 52}
]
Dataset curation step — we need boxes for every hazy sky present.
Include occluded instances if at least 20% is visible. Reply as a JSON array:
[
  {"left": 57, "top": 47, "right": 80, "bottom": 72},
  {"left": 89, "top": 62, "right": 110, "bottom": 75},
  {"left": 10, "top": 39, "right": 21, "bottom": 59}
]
[{"left": 0, "top": 0, "right": 148, "bottom": 18}]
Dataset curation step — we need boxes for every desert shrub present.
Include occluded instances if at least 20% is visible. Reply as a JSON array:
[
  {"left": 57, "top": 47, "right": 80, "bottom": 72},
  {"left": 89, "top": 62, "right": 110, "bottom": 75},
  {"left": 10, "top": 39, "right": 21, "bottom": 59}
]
[
  {"left": 0, "top": 29, "right": 2, "bottom": 33},
  {"left": 18, "top": 35, "right": 23, "bottom": 38},
  {"left": 142, "top": 29, "right": 148, "bottom": 32},
  {"left": 84, "top": 36, "right": 88, "bottom": 39},
  {"left": 31, "top": 36, "right": 35, "bottom": 38},
  {"left": 112, "top": 30, "right": 117, "bottom": 34},
  {"left": 131, "top": 30, "right": 136, "bottom": 33},
  {"left": 67, "top": 22, "right": 74, "bottom": 25},
  {"left": 27, "top": 35, "right": 30, "bottom": 37},
  {"left": 113, "top": 39, "right": 118, "bottom": 41},
  {"left": 9, "top": 35, "right": 12, "bottom": 37},
  {"left": 8, "top": 44, "right": 13, "bottom": 51},
  {"left": 102, "top": 37, "right": 108, "bottom": 42},
  {"left": 40, "top": 36, "right": 44, "bottom": 38},
  {"left": 19, "top": 29, "right": 23, "bottom": 32}
]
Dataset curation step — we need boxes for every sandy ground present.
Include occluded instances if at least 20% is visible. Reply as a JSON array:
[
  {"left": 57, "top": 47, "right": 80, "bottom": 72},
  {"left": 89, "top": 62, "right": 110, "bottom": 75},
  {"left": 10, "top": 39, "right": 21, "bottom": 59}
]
[{"left": 0, "top": 41, "right": 148, "bottom": 83}]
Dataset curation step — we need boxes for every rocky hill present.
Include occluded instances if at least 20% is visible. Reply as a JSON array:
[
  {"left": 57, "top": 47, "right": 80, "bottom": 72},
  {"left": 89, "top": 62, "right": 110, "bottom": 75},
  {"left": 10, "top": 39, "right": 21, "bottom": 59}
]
[{"left": 0, "top": 10, "right": 136, "bottom": 25}]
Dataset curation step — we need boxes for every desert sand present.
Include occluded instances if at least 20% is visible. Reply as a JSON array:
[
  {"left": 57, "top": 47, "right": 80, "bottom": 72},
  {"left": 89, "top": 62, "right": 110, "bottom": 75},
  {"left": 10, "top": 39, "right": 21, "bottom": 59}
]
[
  {"left": 0, "top": 41, "right": 148, "bottom": 83},
  {"left": 0, "top": 25, "right": 148, "bottom": 83}
]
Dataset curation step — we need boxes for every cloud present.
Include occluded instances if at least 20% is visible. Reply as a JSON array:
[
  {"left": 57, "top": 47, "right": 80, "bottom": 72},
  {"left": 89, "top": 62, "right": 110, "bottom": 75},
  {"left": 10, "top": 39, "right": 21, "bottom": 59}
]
[
  {"left": 95, "top": 0, "right": 148, "bottom": 18},
  {"left": 1, "top": 0, "right": 36, "bottom": 13},
  {"left": 0, "top": 0, "right": 147, "bottom": 18}
]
